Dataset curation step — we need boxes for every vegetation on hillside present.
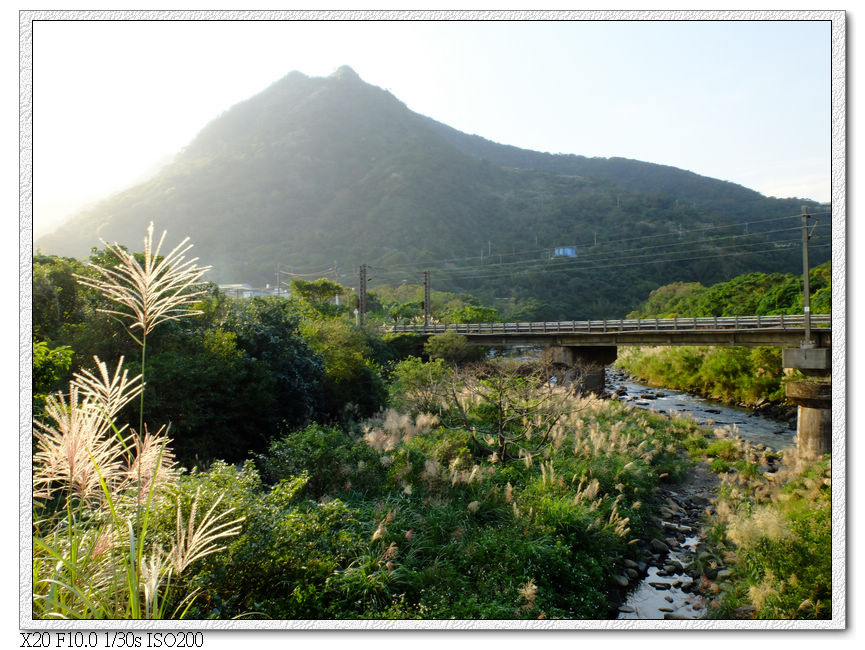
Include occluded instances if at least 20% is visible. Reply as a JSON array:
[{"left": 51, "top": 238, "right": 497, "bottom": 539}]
[
  {"left": 616, "top": 263, "right": 831, "bottom": 406},
  {"left": 37, "top": 67, "right": 830, "bottom": 321}
]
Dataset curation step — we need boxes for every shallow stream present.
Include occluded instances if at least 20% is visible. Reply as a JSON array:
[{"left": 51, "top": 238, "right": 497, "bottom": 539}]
[
  {"left": 607, "top": 368, "right": 798, "bottom": 451},
  {"left": 606, "top": 367, "right": 798, "bottom": 619}
]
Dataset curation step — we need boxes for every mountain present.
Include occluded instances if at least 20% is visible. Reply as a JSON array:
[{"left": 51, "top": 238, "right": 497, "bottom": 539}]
[{"left": 36, "top": 65, "right": 829, "bottom": 319}]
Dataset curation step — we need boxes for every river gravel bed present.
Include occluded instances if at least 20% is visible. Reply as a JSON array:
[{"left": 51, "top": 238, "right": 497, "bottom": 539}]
[{"left": 605, "top": 367, "right": 796, "bottom": 620}]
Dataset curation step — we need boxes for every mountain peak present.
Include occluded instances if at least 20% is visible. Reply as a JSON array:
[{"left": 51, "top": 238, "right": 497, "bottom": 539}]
[{"left": 331, "top": 65, "right": 361, "bottom": 81}]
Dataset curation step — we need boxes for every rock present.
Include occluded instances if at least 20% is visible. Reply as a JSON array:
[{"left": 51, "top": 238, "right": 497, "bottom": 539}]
[
  {"left": 637, "top": 561, "right": 647, "bottom": 573},
  {"left": 618, "top": 605, "right": 635, "bottom": 613},
  {"left": 626, "top": 568, "right": 639, "bottom": 580},
  {"left": 613, "top": 574, "right": 630, "bottom": 588},
  {"left": 649, "top": 582, "right": 672, "bottom": 590},
  {"left": 717, "top": 569, "right": 733, "bottom": 579},
  {"left": 624, "top": 559, "right": 639, "bottom": 569},
  {"left": 664, "top": 595, "right": 674, "bottom": 603},
  {"left": 732, "top": 605, "right": 756, "bottom": 619},
  {"left": 659, "top": 607, "right": 675, "bottom": 612},
  {"left": 664, "top": 613, "right": 692, "bottom": 620},
  {"left": 650, "top": 538, "right": 669, "bottom": 554}
]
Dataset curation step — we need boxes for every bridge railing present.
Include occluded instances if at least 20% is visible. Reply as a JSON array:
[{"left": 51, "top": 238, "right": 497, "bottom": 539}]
[{"left": 386, "top": 314, "right": 831, "bottom": 336}]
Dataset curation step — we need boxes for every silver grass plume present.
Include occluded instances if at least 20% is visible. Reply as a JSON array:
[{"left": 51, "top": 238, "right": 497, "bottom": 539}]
[{"left": 75, "top": 222, "right": 211, "bottom": 339}]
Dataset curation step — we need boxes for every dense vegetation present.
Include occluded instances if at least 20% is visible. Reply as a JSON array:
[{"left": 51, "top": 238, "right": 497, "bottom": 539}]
[
  {"left": 688, "top": 438, "right": 832, "bottom": 619},
  {"left": 616, "top": 263, "right": 831, "bottom": 406},
  {"left": 37, "top": 66, "right": 830, "bottom": 320},
  {"left": 626, "top": 261, "right": 831, "bottom": 318},
  {"left": 31, "top": 227, "right": 831, "bottom": 621}
]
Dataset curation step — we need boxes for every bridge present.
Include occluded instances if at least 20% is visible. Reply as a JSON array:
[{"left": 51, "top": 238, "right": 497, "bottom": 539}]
[
  {"left": 390, "top": 313, "right": 833, "bottom": 461},
  {"left": 388, "top": 314, "right": 831, "bottom": 348}
]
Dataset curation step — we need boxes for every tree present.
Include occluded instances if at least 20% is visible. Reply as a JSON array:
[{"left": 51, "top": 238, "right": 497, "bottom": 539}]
[
  {"left": 299, "top": 318, "right": 386, "bottom": 421},
  {"left": 289, "top": 278, "right": 346, "bottom": 318},
  {"left": 445, "top": 304, "right": 501, "bottom": 324},
  {"left": 443, "top": 359, "right": 583, "bottom": 462},
  {"left": 423, "top": 331, "right": 484, "bottom": 365}
]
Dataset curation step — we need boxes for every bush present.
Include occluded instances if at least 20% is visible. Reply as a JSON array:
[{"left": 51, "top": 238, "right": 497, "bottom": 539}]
[
  {"left": 256, "top": 424, "right": 385, "bottom": 498},
  {"left": 423, "top": 331, "right": 485, "bottom": 364}
]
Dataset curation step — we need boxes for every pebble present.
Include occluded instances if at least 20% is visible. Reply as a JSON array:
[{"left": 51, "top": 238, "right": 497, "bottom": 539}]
[
  {"left": 649, "top": 582, "right": 671, "bottom": 590},
  {"left": 664, "top": 595, "right": 674, "bottom": 603},
  {"left": 618, "top": 605, "right": 635, "bottom": 613}
]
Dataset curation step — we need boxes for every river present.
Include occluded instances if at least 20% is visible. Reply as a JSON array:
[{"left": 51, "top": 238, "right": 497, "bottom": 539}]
[
  {"left": 605, "top": 367, "right": 798, "bottom": 620},
  {"left": 605, "top": 367, "right": 798, "bottom": 451}
]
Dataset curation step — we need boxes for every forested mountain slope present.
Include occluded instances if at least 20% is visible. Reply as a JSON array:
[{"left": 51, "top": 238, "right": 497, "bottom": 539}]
[{"left": 37, "top": 66, "right": 829, "bottom": 319}]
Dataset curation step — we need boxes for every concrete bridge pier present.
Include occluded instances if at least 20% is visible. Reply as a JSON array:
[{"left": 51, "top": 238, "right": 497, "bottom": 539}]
[
  {"left": 782, "top": 347, "right": 831, "bottom": 461},
  {"left": 545, "top": 345, "right": 618, "bottom": 394}
]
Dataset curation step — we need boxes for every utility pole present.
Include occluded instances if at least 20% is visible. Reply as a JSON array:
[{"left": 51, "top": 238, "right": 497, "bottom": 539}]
[
  {"left": 359, "top": 264, "right": 367, "bottom": 327},
  {"left": 801, "top": 206, "right": 813, "bottom": 347},
  {"left": 333, "top": 261, "right": 340, "bottom": 306},
  {"left": 423, "top": 270, "right": 431, "bottom": 327}
]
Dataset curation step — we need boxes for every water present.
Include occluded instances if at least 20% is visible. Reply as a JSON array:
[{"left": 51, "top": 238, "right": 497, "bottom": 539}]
[
  {"left": 616, "top": 536, "right": 704, "bottom": 620},
  {"left": 606, "top": 368, "right": 798, "bottom": 451},
  {"left": 608, "top": 368, "right": 797, "bottom": 619}
]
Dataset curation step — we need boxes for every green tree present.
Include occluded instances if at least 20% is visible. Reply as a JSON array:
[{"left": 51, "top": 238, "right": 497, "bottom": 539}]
[
  {"left": 32, "top": 339, "right": 74, "bottom": 413},
  {"left": 289, "top": 278, "right": 347, "bottom": 318},
  {"left": 300, "top": 318, "right": 387, "bottom": 421},
  {"left": 424, "top": 331, "right": 485, "bottom": 365}
]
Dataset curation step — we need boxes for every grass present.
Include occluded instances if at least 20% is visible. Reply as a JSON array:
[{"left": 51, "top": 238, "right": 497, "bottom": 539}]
[
  {"left": 692, "top": 437, "right": 832, "bottom": 619},
  {"left": 32, "top": 224, "right": 238, "bottom": 620}
]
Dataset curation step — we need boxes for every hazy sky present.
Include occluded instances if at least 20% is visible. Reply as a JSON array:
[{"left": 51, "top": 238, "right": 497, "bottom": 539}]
[{"left": 30, "top": 16, "right": 833, "bottom": 237}]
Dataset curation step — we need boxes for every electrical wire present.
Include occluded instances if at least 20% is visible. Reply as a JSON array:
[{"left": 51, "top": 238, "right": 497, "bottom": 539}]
[
  {"left": 366, "top": 223, "right": 830, "bottom": 282},
  {"left": 367, "top": 242, "right": 831, "bottom": 285},
  {"left": 367, "top": 209, "right": 831, "bottom": 271}
]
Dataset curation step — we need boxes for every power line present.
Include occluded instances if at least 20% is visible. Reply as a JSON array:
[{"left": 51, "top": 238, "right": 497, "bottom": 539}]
[
  {"left": 367, "top": 223, "right": 830, "bottom": 281},
  {"left": 429, "top": 243, "right": 832, "bottom": 283},
  {"left": 366, "top": 209, "right": 831, "bottom": 272},
  {"left": 367, "top": 242, "right": 830, "bottom": 285}
]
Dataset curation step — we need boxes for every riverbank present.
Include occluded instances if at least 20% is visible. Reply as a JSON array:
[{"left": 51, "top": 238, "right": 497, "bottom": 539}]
[
  {"left": 614, "top": 345, "right": 794, "bottom": 415},
  {"left": 604, "top": 370, "right": 831, "bottom": 621}
]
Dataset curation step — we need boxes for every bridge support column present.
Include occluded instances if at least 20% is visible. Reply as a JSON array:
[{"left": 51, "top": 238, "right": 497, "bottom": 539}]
[
  {"left": 782, "top": 346, "right": 831, "bottom": 461},
  {"left": 785, "top": 381, "right": 831, "bottom": 461},
  {"left": 545, "top": 346, "right": 617, "bottom": 395}
]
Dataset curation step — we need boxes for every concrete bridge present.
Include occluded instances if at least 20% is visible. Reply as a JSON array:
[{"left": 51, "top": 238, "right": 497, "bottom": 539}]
[
  {"left": 389, "top": 313, "right": 833, "bottom": 460},
  {"left": 388, "top": 314, "right": 831, "bottom": 349}
]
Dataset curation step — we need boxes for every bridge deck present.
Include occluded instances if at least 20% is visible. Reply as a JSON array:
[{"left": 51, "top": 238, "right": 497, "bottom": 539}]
[{"left": 388, "top": 314, "right": 832, "bottom": 348}]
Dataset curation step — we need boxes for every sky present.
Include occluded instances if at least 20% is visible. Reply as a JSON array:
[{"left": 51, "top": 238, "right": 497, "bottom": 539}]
[{"left": 29, "top": 15, "right": 834, "bottom": 238}]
